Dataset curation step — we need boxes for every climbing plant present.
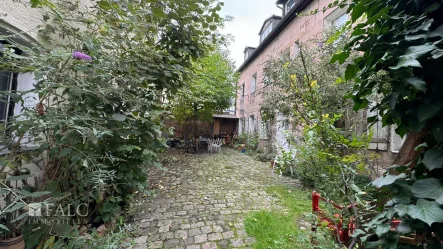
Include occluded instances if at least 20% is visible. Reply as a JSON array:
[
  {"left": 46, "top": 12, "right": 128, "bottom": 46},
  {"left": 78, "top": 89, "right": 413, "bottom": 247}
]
[
  {"left": 0, "top": 0, "right": 224, "bottom": 246},
  {"left": 261, "top": 32, "right": 374, "bottom": 202},
  {"left": 333, "top": 0, "right": 443, "bottom": 247}
]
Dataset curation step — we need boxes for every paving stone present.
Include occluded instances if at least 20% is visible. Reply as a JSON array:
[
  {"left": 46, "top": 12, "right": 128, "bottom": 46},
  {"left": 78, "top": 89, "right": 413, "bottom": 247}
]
[
  {"left": 218, "top": 239, "right": 230, "bottom": 249},
  {"left": 201, "top": 242, "right": 217, "bottom": 249},
  {"left": 190, "top": 222, "right": 205, "bottom": 228},
  {"left": 188, "top": 228, "right": 201, "bottom": 237},
  {"left": 181, "top": 224, "right": 191, "bottom": 229},
  {"left": 160, "top": 232, "right": 174, "bottom": 240},
  {"left": 186, "top": 245, "right": 201, "bottom": 249},
  {"left": 186, "top": 237, "right": 194, "bottom": 245},
  {"left": 194, "top": 234, "right": 208, "bottom": 243},
  {"left": 222, "top": 231, "right": 234, "bottom": 239},
  {"left": 175, "top": 230, "right": 188, "bottom": 239},
  {"left": 230, "top": 238, "right": 245, "bottom": 247},
  {"left": 149, "top": 241, "right": 163, "bottom": 249},
  {"left": 158, "top": 220, "right": 173, "bottom": 226},
  {"left": 236, "top": 229, "right": 248, "bottom": 237},
  {"left": 207, "top": 233, "right": 222, "bottom": 241},
  {"left": 133, "top": 236, "right": 147, "bottom": 249},
  {"left": 183, "top": 205, "right": 194, "bottom": 210},
  {"left": 147, "top": 234, "right": 160, "bottom": 242},
  {"left": 164, "top": 239, "right": 184, "bottom": 249},
  {"left": 135, "top": 151, "right": 301, "bottom": 249},
  {"left": 159, "top": 225, "right": 170, "bottom": 233},
  {"left": 212, "top": 225, "right": 223, "bottom": 233},
  {"left": 200, "top": 226, "right": 212, "bottom": 234}
]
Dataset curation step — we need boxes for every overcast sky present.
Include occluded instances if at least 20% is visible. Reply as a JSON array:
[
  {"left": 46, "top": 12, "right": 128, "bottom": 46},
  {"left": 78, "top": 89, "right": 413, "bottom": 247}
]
[{"left": 220, "top": 0, "right": 282, "bottom": 68}]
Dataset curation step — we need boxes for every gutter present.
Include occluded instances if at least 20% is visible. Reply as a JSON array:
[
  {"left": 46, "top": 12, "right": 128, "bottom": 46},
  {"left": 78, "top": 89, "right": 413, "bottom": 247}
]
[{"left": 237, "top": 0, "right": 313, "bottom": 72}]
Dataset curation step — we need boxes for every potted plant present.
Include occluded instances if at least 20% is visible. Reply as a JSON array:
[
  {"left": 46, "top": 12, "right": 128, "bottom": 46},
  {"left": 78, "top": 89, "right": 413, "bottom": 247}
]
[{"left": 1, "top": 157, "right": 50, "bottom": 249}]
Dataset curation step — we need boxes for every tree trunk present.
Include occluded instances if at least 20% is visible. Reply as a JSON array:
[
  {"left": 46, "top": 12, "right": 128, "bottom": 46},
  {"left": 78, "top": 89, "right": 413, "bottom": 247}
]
[
  {"left": 193, "top": 104, "right": 198, "bottom": 138},
  {"left": 390, "top": 129, "right": 427, "bottom": 173}
]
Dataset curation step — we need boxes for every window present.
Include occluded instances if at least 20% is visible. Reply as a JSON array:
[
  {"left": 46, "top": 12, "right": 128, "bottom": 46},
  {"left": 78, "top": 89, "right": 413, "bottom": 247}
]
[
  {"left": 333, "top": 13, "right": 348, "bottom": 28},
  {"left": 0, "top": 43, "right": 19, "bottom": 130},
  {"left": 249, "top": 115, "right": 255, "bottom": 133},
  {"left": 292, "top": 42, "right": 300, "bottom": 58},
  {"left": 244, "top": 50, "right": 249, "bottom": 61},
  {"left": 260, "top": 23, "right": 273, "bottom": 42},
  {"left": 324, "top": 8, "right": 349, "bottom": 28},
  {"left": 241, "top": 83, "right": 245, "bottom": 98},
  {"left": 263, "top": 62, "right": 271, "bottom": 86},
  {"left": 281, "top": 47, "right": 290, "bottom": 62},
  {"left": 0, "top": 72, "right": 15, "bottom": 127},
  {"left": 250, "top": 74, "right": 256, "bottom": 94},
  {"left": 240, "top": 118, "right": 245, "bottom": 134},
  {"left": 260, "top": 120, "right": 270, "bottom": 139},
  {"left": 367, "top": 103, "right": 388, "bottom": 151},
  {"left": 286, "top": 0, "right": 296, "bottom": 12}
]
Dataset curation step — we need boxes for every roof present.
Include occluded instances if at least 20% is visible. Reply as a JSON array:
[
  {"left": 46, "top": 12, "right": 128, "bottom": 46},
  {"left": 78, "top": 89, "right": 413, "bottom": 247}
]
[
  {"left": 258, "top": 15, "right": 282, "bottom": 35},
  {"left": 213, "top": 114, "right": 239, "bottom": 119},
  {"left": 276, "top": 0, "right": 288, "bottom": 4},
  {"left": 237, "top": 0, "right": 313, "bottom": 72}
]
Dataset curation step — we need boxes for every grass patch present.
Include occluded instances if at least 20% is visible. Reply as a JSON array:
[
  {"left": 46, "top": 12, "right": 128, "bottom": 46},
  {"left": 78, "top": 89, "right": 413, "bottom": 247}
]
[
  {"left": 266, "top": 186, "right": 312, "bottom": 214},
  {"left": 245, "top": 185, "right": 339, "bottom": 249}
]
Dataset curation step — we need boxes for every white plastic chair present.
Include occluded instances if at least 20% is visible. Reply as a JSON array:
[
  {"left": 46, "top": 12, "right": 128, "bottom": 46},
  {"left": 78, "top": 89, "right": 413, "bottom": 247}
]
[
  {"left": 211, "top": 139, "right": 222, "bottom": 153},
  {"left": 207, "top": 139, "right": 213, "bottom": 153}
]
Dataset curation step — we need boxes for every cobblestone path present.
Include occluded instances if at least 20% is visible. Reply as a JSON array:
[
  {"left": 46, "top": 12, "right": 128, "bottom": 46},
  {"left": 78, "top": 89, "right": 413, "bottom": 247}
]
[{"left": 132, "top": 149, "right": 299, "bottom": 249}]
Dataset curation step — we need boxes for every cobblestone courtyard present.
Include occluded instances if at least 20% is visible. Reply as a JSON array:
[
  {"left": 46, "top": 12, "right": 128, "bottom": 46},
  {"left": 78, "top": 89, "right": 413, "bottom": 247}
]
[{"left": 132, "top": 149, "right": 299, "bottom": 249}]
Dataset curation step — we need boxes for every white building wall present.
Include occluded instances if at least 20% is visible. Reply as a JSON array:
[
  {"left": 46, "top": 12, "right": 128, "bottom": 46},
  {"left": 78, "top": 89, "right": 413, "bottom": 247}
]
[{"left": 0, "top": 0, "right": 44, "bottom": 42}]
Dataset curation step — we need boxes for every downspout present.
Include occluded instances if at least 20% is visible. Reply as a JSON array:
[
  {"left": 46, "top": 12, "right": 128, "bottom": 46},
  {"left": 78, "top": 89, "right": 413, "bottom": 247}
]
[{"left": 276, "top": 2, "right": 284, "bottom": 16}]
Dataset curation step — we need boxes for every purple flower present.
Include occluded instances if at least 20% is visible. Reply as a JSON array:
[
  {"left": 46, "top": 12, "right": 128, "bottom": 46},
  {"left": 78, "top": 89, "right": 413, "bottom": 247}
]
[
  {"left": 72, "top": 51, "right": 92, "bottom": 61},
  {"left": 317, "top": 42, "right": 324, "bottom": 48}
]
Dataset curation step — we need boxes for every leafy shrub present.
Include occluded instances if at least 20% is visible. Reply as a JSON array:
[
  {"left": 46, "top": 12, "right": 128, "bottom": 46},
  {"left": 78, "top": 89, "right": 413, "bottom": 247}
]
[
  {"left": 261, "top": 31, "right": 373, "bottom": 203},
  {"left": 0, "top": 0, "right": 224, "bottom": 245}
]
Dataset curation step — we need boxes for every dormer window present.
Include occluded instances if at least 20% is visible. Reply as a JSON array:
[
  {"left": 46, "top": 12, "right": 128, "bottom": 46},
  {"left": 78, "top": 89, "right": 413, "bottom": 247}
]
[
  {"left": 286, "top": 0, "right": 296, "bottom": 12},
  {"left": 258, "top": 15, "right": 281, "bottom": 43},
  {"left": 260, "top": 23, "right": 273, "bottom": 42},
  {"left": 244, "top": 47, "right": 256, "bottom": 61}
]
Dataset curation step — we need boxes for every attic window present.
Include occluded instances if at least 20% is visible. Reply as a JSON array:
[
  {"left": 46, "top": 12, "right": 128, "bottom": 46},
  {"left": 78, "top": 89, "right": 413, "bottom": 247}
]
[
  {"left": 244, "top": 50, "right": 249, "bottom": 60},
  {"left": 286, "top": 0, "right": 296, "bottom": 12},
  {"left": 260, "top": 23, "right": 273, "bottom": 42}
]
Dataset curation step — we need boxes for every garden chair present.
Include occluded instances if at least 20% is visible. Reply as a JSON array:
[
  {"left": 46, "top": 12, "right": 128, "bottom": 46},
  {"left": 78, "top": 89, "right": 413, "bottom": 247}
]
[
  {"left": 211, "top": 139, "right": 222, "bottom": 153},
  {"left": 207, "top": 139, "right": 213, "bottom": 153}
]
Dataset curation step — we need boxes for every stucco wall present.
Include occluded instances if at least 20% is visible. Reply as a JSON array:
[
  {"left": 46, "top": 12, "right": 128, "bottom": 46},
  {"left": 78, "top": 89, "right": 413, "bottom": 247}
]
[{"left": 0, "top": 0, "right": 45, "bottom": 43}]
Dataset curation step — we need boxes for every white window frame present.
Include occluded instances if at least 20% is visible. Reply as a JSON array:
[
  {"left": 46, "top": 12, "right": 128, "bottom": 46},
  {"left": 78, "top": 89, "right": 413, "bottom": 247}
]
[
  {"left": 260, "top": 23, "right": 273, "bottom": 42},
  {"left": 249, "top": 115, "right": 255, "bottom": 133},
  {"left": 291, "top": 42, "right": 300, "bottom": 58},
  {"left": 250, "top": 74, "right": 256, "bottom": 94},
  {"left": 367, "top": 103, "right": 388, "bottom": 151},
  {"left": 324, "top": 8, "right": 349, "bottom": 28},
  {"left": 0, "top": 72, "right": 14, "bottom": 129},
  {"left": 286, "top": 0, "right": 296, "bottom": 12}
]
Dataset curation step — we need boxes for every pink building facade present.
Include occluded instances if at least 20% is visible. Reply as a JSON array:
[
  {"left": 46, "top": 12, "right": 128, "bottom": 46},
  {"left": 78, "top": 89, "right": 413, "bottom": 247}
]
[
  {"left": 235, "top": 0, "right": 405, "bottom": 169},
  {"left": 236, "top": 0, "right": 348, "bottom": 150}
]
